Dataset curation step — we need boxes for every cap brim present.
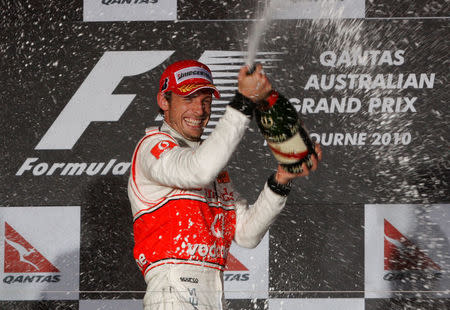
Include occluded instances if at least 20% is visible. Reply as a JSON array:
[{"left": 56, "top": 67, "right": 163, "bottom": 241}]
[{"left": 173, "top": 83, "right": 220, "bottom": 99}]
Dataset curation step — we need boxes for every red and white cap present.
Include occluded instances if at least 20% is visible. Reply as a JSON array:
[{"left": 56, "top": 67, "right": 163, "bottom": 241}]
[{"left": 159, "top": 59, "right": 220, "bottom": 99}]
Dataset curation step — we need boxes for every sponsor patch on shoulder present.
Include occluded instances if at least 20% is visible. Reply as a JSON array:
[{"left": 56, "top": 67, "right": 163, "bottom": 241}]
[
  {"left": 150, "top": 140, "right": 177, "bottom": 159},
  {"left": 217, "top": 171, "right": 230, "bottom": 183}
]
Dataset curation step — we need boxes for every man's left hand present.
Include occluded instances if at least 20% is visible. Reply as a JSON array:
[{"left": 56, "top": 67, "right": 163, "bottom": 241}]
[{"left": 275, "top": 143, "right": 323, "bottom": 185}]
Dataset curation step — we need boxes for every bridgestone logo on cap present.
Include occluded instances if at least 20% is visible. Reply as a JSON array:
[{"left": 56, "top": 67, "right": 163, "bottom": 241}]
[{"left": 174, "top": 66, "right": 213, "bottom": 84}]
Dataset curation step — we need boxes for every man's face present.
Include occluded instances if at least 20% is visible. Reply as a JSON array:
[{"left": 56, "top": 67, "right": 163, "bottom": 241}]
[{"left": 164, "top": 89, "right": 212, "bottom": 141}]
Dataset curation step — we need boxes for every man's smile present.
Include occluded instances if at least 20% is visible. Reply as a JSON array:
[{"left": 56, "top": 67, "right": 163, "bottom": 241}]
[{"left": 184, "top": 117, "right": 204, "bottom": 128}]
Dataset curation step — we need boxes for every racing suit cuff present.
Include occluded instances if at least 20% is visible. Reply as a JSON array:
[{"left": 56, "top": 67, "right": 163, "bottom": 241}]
[
  {"left": 267, "top": 173, "right": 292, "bottom": 196},
  {"left": 228, "top": 91, "right": 256, "bottom": 118}
]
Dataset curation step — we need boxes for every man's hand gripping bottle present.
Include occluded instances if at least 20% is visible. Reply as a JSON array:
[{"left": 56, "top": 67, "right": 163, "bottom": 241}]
[{"left": 255, "top": 90, "right": 317, "bottom": 173}]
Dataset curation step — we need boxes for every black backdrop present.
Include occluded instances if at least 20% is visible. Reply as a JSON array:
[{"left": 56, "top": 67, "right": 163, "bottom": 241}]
[{"left": 1, "top": 1, "right": 449, "bottom": 309}]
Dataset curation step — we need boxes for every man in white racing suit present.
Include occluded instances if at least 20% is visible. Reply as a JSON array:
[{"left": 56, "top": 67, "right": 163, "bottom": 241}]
[{"left": 128, "top": 59, "right": 321, "bottom": 309}]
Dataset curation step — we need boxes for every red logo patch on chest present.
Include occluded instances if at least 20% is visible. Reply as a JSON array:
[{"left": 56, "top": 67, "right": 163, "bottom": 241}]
[{"left": 150, "top": 140, "right": 177, "bottom": 159}]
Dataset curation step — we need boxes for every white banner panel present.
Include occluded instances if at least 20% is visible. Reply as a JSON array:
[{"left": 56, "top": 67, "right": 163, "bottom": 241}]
[
  {"left": 271, "top": 0, "right": 365, "bottom": 19},
  {"left": 365, "top": 204, "right": 450, "bottom": 299},
  {"left": 0, "top": 206, "right": 80, "bottom": 300},
  {"left": 224, "top": 233, "right": 269, "bottom": 299},
  {"left": 268, "top": 298, "right": 365, "bottom": 310},
  {"left": 83, "top": 0, "right": 177, "bottom": 22},
  {"left": 80, "top": 299, "right": 143, "bottom": 310}
]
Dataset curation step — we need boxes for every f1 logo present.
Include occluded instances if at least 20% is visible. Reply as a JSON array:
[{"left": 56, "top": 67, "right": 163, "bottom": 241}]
[{"left": 35, "top": 51, "right": 174, "bottom": 150}]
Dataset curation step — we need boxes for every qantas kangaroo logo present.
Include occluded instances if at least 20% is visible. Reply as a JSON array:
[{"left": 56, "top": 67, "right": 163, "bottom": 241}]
[
  {"left": 225, "top": 253, "right": 248, "bottom": 271},
  {"left": 4, "top": 222, "right": 59, "bottom": 273},
  {"left": 384, "top": 219, "right": 440, "bottom": 271}
]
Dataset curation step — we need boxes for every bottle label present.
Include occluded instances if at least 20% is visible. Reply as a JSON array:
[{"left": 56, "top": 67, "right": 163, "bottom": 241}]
[
  {"left": 260, "top": 115, "right": 275, "bottom": 129},
  {"left": 267, "top": 132, "right": 309, "bottom": 164},
  {"left": 262, "top": 122, "right": 299, "bottom": 143}
]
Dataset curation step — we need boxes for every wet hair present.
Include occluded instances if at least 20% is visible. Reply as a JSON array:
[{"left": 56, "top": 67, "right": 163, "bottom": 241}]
[{"left": 164, "top": 91, "right": 172, "bottom": 102}]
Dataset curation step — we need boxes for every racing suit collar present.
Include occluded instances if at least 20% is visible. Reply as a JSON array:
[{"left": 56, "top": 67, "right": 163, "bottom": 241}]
[{"left": 160, "top": 121, "right": 202, "bottom": 149}]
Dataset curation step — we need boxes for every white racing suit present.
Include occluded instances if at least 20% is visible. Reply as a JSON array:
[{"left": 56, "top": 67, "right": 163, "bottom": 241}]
[{"left": 128, "top": 106, "right": 287, "bottom": 309}]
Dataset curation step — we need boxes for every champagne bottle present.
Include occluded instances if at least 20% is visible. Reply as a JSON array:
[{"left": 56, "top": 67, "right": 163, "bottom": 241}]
[{"left": 255, "top": 90, "right": 316, "bottom": 174}]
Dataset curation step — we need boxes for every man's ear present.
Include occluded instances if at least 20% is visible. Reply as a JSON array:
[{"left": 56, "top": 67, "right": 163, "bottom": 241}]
[{"left": 157, "top": 92, "right": 169, "bottom": 112}]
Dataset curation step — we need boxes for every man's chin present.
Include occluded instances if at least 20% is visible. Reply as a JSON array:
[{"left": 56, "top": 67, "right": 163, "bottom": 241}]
[
  {"left": 184, "top": 130, "right": 203, "bottom": 141},
  {"left": 181, "top": 122, "right": 206, "bottom": 141},
  {"left": 186, "top": 136, "right": 202, "bottom": 142}
]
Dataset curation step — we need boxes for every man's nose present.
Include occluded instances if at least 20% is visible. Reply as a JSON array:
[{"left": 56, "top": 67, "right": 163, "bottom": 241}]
[{"left": 191, "top": 98, "right": 206, "bottom": 115}]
